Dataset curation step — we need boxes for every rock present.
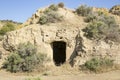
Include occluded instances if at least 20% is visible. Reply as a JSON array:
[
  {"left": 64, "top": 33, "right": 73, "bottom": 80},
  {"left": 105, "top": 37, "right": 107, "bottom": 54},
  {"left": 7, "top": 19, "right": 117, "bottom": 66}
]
[{"left": 109, "top": 5, "right": 120, "bottom": 16}]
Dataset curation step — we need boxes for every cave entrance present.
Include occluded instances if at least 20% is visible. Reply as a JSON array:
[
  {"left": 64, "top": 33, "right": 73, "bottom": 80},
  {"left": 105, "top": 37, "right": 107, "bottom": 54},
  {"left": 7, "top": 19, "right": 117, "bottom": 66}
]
[{"left": 52, "top": 41, "right": 66, "bottom": 66}]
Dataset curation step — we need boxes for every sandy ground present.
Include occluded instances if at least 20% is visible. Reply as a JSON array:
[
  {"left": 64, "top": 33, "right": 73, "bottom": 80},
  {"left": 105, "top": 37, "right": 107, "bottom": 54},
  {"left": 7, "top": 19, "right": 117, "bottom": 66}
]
[{"left": 0, "top": 69, "right": 120, "bottom": 80}]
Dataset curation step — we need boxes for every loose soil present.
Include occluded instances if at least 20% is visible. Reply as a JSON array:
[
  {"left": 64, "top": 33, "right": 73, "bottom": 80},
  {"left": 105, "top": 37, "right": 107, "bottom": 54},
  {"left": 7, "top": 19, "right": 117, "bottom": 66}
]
[{"left": 0, "top": 69, "right": 120, "bottom": 80}]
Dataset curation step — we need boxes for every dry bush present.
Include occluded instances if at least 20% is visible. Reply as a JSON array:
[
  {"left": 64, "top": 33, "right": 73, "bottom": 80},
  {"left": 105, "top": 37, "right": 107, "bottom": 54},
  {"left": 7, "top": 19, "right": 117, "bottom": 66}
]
[
  {"left": 48, "top": 4, "right": 58, "bottom": 11},
  {"left": 76, "top": 5, "right": 92, "bottom": 16},
  {"left": 58, "top": 2, "right": 64, "bottom": 8},
  {"left": 38, "top": 4, "right": 64, "bottom": 25},
  {"left": 83, "top": 13, "right": 120, "bottom": 43},
  {"left": 84, "top": 58, "right": 114, "bottom": 72},
  {"left": 3, "top": 42, "right": 48, "bottom": 73}
]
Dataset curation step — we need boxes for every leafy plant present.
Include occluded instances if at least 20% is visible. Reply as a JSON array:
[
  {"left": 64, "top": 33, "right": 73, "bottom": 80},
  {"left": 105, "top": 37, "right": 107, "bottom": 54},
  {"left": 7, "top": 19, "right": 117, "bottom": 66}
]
[
  {"left": 38, "top": 4, "right": 63, "bottom": 25},
  {"left": 3, "top": 42, "right": 48, "bottom": 72},
  {"left": 39, "top": 11, "right": 63, "bottom": 25},
  {"left": 83, "top": 21, "right": 106, "bottom": 39},
  {"left": 83, "top": 13, "right": 120, "bottom": 43},
  {"left": 0, "top": 22, "right": 15, "bottom": 35},
  {"left": 84, "top": 12, "right": 98, "bottom": 22},
  {"left": 39, "top": 15, "right": 48, "bottom": 25},
  {"left": 76, "top": 5, "right": 92, "bottom": 16},
  {"left": 48, "top": 4, "right": 58, "bottom": 11},
  {"left": 85, "top": 58, "right": 114, "bottom": 72}
]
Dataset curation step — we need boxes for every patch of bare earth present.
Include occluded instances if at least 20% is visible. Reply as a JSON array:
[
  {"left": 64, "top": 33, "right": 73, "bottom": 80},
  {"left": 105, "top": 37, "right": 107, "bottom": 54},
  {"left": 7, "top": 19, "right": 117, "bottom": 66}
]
[{"left": 0, "top": 64, "right": 120, "bottom": 80}]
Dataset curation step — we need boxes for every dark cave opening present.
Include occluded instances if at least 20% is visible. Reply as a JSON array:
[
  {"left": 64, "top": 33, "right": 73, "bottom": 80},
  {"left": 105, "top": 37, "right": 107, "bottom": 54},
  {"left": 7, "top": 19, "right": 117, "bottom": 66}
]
[{"left": 52, "top": 41, "right": 66, "bottom": 66}]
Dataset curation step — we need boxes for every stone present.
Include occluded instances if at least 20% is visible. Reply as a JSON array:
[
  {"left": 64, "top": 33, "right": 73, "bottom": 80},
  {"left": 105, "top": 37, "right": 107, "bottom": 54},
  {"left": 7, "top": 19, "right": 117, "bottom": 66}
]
[{"left": 109, "top": 5, "right": 120, "bottom": 16}]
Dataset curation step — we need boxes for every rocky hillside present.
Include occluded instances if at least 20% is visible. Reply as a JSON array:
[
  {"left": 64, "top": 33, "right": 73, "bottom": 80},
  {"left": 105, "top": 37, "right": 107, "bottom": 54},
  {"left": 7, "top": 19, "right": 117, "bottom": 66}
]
[{"left": 1, "top": 4, "right": 120, "bottom": 69}]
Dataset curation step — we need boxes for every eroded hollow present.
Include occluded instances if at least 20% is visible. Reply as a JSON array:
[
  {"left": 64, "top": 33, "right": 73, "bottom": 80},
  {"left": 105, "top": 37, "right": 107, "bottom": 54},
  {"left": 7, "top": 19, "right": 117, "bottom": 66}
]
[{"left": 52, "top": 41, "right": 66, "bottom": 66}]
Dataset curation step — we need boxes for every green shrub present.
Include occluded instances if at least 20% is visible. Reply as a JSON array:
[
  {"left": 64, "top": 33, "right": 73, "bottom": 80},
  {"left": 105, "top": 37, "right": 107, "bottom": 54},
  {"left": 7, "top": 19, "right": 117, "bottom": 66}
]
[
  {"left": 99, "top": 15, "right": 116, "bottom": 26},
  {"left": 46, "top": 11, "right": 63, "bottom": 22},
  {"left": 84, "top": 13, "right": 98, "bottom": 22},
  {"left": 3, "top": 42, "right": 48, "bottom": 72},
  {"left": 83, "top": 21, "right": 107, "bottom": 39},
  {"left": 84, "top": 11, "right": 115, "bottom": 23},
  {"left": 43, "top": 8, "right": 52, "bottom": 14},
  {"left": 58, "top": 2, "right": 64, "bottom": 8},
  {"left": 38, "top": 4, "right": 63, "bottom": 25},
  {"left": 85, "top": 58, "right": 113, "bottom": 72},
  {"left": 104, "top": 24, "right": 120, "bottom": 42},
  {"left": 83, "top": 14, "right": 120, "bottom": 42},
  {"left": 39, "top": 11, "right": 63, "bottom": 25},
  {"left": 39, "top": 15, "right": 48, "bottom": 25},
  {"left": 76, "top": 5, "right": 92, "bottom": 16},
  {"left": 48, "top": 4, "right": 58, "bottom": 11},
  {"left": 0, "top": 22, "right": 15, "bottom": 35}
]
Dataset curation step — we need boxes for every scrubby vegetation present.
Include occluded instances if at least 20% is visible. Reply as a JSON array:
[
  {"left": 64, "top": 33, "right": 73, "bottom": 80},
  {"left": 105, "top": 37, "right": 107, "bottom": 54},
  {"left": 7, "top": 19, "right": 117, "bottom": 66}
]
[
  {"left": 39, "top": 11, "right": 63, "bottom": 25},
  {"left": 0, "top": 20, "right": 22, "bottom": 25},
  {"left": 58, "top": 2, "right": 64, "bottom": 8},
  {"left": 38, "top": 4, "right": 63, "bottom": 25},
  {"left": 84, "top": 58, "right": 114, "bottom": 72},
  {"left": 48, "top": 4, "right": 58, "bottom": 11},
  {"left": 76, "top": 5, "right": 93, "bottom": 16},
  {"left": 3, "top": 42, "right": 48, "bottom": 72},
  {"left": 83, "top": 11, "right": 120, "bottom": 43},
  {"left": 0, "top": 22, "right": 15, "bottom": 35}
]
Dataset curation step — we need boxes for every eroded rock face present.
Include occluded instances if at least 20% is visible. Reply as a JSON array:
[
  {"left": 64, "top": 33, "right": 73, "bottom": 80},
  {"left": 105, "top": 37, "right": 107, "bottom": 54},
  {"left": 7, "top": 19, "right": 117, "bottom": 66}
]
[
  {"left": 3, "top": 24, "right": 120, "bottom": 66},
  {"left": 2, "top": 7, "right": 120, "bottom": 66},
  {"left": 3, "top": 24, "right": 81, "bottom": 65}
]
